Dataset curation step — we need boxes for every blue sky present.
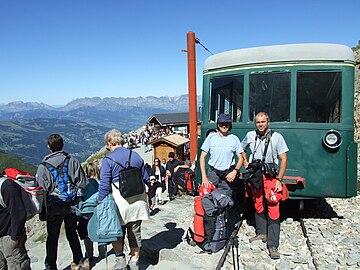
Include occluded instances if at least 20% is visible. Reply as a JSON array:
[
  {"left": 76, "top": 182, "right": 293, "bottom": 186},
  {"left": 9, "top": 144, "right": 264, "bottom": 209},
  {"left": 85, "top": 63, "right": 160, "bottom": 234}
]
[{"left": 0, "top": 0, "right": 358, "bottom": 106}]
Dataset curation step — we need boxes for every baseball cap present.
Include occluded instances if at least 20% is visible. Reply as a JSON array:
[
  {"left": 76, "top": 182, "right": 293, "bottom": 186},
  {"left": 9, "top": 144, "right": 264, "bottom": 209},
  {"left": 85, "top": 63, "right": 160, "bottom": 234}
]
[
  {"left": 217, "top": 114, "right": 232, "bottom": 123},
  {"left": 168, "top": 152, "right": 175, "bottom": 158}
]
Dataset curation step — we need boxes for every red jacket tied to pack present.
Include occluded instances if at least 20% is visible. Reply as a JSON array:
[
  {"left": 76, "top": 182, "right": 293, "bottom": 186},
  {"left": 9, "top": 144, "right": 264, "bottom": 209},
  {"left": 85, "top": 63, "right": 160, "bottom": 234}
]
[
  {"left": 4, "top": 168, "right": 32, "bottom": 180},
  {"left": 198, "top": 183, "right": 216, "bottom": 197},
  {"left": 193, "top": 196, "right": 205, "bottom": 243}
]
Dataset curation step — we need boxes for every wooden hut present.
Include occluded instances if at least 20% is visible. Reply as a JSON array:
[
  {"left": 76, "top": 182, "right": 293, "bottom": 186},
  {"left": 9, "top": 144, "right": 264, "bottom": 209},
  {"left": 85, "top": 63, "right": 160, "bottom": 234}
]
[{"left": 148, "top": 134, "right": 190, "bottom": 162}]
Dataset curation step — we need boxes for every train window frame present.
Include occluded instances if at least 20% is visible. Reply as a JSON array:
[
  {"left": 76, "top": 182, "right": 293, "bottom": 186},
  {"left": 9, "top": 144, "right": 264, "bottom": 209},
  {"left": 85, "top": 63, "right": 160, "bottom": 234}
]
[
  {"left": 248, "top": 71, "right": 291, "bottom": 122},
  {"left": 208, "top": 75, "right": 244, "bottom": 123},
  {"left": 296, "top": 70, "right": 342, "bottom": 123}
]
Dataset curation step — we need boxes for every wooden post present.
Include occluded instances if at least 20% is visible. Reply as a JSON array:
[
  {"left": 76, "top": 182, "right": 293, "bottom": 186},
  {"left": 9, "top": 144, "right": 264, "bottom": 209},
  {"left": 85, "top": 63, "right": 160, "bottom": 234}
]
[{"left": 186, "top": 31, "right": 198, "bottom": 163}]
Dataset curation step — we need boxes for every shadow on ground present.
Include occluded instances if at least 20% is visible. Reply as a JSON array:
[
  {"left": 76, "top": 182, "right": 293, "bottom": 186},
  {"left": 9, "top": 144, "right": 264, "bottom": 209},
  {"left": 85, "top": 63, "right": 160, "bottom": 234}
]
[
  {"left": 140, "top": 222, "right": 184, "bottom": 268},
  {"left": 280, "top": 198, "right": 340, "bottom": 221}
]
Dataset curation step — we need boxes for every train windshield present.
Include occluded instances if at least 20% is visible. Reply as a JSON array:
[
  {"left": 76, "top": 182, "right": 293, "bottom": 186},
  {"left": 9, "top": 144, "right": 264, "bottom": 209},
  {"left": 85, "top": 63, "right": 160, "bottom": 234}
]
[
  {"left": 249, "top": 72, "right": 291, "bottom": 122},
  {"left": 209, "top": 75, "right": 244, "bottom": 123},
  {"left": 296, "top": 71, "right": 341, "bottom": 123},
  {"left": 208, "top": 70, "right": 342, "bottom": 124}
]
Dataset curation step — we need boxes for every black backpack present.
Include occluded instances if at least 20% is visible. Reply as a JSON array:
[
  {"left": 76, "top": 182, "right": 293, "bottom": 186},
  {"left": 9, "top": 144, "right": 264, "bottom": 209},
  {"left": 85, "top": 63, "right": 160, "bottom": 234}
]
[{"left": 106, "top": 151, "right": 145, "bottom": 199}]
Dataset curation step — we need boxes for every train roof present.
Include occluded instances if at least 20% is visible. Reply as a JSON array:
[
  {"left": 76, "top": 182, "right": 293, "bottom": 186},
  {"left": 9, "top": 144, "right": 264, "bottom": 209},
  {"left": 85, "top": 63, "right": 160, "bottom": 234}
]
[{"left": 204, "top": 43, "right": 355, "bottom": 71}]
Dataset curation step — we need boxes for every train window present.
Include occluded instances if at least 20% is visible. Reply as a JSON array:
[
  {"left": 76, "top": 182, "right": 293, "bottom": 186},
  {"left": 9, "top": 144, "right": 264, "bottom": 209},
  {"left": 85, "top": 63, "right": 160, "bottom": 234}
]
[
  {"left": 296, "top": 71, "right": 341, "bottom": 123},
  {"left": 209, "top": 75, "right": 244, "bottom": 123},
  {"left": 249, "top": 72, "right": 290, "bottom": 122}
]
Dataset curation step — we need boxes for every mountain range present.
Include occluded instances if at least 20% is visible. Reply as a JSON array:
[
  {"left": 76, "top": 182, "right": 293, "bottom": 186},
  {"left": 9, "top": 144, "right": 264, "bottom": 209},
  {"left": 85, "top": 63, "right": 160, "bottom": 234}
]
[{"left": 0, "top": 95, "right": 201, "bottom": 165}]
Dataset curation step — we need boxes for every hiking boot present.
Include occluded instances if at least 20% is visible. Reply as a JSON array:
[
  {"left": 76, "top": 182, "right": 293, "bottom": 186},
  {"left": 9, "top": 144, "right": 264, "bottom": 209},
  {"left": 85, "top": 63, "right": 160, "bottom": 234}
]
[
  {"left": 249, "top": 234, "right": 267, "bottom": 243},
  {"left": 268, "top": 246, "right": 280, "bottom": 259},
  {"left": 113, "top": 255, "right": 127, "bottom": 270}
]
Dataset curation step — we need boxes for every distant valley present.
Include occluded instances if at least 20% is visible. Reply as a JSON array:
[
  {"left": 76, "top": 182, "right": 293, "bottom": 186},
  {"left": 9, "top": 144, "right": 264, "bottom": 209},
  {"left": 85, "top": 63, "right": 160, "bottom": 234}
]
[{"left": 0, "top": 95, "right": 201, "bottom": 165}]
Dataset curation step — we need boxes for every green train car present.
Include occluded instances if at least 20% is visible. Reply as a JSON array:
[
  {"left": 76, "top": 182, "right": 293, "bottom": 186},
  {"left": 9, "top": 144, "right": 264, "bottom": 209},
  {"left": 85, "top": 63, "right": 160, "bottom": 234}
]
[{"left": 199, "top": 43, "right": 357, "bottom": 199}]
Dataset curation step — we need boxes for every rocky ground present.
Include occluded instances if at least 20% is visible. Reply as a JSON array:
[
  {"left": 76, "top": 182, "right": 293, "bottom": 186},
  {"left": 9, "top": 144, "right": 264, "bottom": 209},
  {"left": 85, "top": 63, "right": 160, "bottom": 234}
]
[
  {"left": 24, "top": 144, "right": 360, "bottom": 270},
  {"left": 224, "top": 195, "right": 360, "bottom": 270},
  {"left": 26, "top": 190, "right": 360, "bottom": 270}
]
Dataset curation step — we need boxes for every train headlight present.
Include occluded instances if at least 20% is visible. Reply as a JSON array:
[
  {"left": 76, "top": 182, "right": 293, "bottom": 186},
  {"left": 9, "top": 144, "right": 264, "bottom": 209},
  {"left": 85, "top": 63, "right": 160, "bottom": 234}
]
[{"left": 322, "top": 129, "right": 342, "bottom": 150}]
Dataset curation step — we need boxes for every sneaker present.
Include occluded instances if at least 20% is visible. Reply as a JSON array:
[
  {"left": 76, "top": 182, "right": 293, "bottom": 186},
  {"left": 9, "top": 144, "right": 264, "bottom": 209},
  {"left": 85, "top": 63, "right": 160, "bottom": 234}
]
[
  {"left": 268, "top": 246, "right": 280, "bottom": 259},
  {"left": 249, "top": 234, "right": 267, "bottom": 243},
  {"left": 114, "top": 255, "right": 127, "bottom": 270},
  {"left": 128, "top": 258, "right": 139, "bottom": 270}
]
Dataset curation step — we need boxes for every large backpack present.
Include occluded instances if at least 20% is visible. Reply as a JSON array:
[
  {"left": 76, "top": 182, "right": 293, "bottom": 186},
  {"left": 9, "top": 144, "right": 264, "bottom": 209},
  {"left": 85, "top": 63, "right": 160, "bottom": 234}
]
[
  {"left": 0, "top": 174, "right": 45, "bottom": 220},
  {"left": 187, "top": 189, "right": 234, "bottom": 253},
  {"left": 41, "top": 154, "right": 78, "bottom": 203}
]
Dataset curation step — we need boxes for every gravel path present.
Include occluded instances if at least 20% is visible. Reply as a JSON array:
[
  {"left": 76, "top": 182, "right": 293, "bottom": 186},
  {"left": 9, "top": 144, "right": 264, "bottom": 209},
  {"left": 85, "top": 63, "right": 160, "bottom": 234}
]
[
  {"left": 223, "top": 194, "right": 360, "bottom": 270},
  {"left": 27, "top": 193, "right": 360, "bottom": 270}
]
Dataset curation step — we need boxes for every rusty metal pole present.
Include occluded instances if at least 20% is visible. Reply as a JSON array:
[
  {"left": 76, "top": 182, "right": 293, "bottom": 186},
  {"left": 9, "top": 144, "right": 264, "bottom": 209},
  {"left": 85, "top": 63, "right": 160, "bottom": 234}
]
[{"left": 186, "top": 31, "right": 198, "bottom": 163}]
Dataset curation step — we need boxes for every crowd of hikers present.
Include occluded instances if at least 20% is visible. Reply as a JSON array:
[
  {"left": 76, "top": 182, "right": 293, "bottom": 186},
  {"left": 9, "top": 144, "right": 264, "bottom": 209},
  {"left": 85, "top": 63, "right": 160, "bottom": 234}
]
[{"left": 0, "top": 111, "right": 289, "bottom": 269}]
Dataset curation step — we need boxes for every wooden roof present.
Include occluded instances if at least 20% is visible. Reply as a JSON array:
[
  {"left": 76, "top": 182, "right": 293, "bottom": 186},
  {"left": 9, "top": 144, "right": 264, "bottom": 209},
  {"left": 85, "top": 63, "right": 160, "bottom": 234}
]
[
  {"left": 148, "top": 112, "right": 201, "bottom": 126},
  {"left": 148, "top": 134, "right": 190, "bottom": 147}
]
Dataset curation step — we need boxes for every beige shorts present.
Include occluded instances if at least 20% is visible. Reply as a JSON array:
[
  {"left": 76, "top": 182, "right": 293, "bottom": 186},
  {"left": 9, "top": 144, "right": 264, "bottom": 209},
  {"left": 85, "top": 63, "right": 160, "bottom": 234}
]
[{"left": 122, "top": 220, "right": 142, "bottom": 248}]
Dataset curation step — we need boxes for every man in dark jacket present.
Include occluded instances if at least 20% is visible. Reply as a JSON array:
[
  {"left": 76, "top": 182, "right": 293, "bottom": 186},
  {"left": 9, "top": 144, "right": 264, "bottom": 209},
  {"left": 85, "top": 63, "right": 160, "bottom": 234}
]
[
  {"left": 0, "top": 173, "right": 31, "bottom": 270},
  {"left": 36, "top": 134, "right": 88, "bottom": 270},
  {"left": 165, "top": 152, "right": 183, "bottom": 200}
]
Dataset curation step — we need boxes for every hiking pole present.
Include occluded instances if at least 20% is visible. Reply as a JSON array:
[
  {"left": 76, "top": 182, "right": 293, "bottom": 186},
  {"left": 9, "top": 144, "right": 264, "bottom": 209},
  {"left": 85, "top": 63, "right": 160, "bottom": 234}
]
[
  {"left": 215, "top": 219, "right": 243, "bottom": 270},
  {"left": 233, "top": 235, "right": 240, "bottom": 270},
  {"left": 231, "top": 240, "right": 235, "bottom": 269}
]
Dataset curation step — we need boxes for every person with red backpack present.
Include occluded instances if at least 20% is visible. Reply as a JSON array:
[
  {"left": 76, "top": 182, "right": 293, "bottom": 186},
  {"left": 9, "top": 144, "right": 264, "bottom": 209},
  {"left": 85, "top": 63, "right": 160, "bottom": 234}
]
[
  {"left": 36, "top": 134, "right": 88, "bottom": 270},
  {"left": 0, "top": 172, "right": 31, "bottom": 270}
]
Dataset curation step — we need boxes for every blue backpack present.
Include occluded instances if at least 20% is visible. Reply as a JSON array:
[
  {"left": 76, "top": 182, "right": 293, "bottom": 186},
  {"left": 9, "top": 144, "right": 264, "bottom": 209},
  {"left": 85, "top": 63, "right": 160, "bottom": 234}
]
[{"left": 42, "top": 154, "right": 77, "bottom": 203}]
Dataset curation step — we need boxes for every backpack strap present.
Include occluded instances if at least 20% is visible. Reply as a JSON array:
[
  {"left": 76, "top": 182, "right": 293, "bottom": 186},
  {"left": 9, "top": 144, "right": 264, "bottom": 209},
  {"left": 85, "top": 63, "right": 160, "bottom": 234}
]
[
  {"left": 104, "top": 156, "right": 125, "bottom": 192},
  {"left": 105, "top": 150, "right": 135, "bottom": 192},
  {"left": 104, "top": 156, "right": 126, "bottom": 169},
  {"left": 261, "top": 131, "right": 272, "bottom": 163},
  {"left": 41, "top": 153, "right": 69, "bottom": 171},
  {"left": 252, "top": 130, "right": 274, "bottom": 164},
  {"left": 42, "top": 154, "right": 71, "bottom": 179},
  {"left": 0, "top": 177, "right": 7, "bottom": 208},
  {"left": 105, "top": 150, "right": 133, "bottom": 169},
  {"left": 126, "top": 150, "right": 132, "bottom": 169}
]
